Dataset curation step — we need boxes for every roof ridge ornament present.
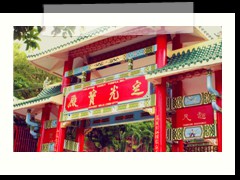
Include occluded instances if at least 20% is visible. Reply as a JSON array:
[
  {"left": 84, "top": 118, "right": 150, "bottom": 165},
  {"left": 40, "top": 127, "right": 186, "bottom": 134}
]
[{"left": 43, "top": 77, "right": 51, "bottom": 89}]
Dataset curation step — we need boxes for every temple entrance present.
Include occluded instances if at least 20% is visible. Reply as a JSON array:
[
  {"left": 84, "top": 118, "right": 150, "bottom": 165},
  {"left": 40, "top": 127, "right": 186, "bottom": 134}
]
[
  {"left": 62, "top": 111, "right": 155, "bottom": 152},
  {"left": 13, "top": 26, "right": 222, "bottom": 152}
]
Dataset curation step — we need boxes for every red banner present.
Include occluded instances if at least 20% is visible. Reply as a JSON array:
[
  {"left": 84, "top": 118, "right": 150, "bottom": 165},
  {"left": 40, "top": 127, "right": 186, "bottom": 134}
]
[
  {"left": 176, "top": 104, "right": 214, "bottom": 127},
  {"left": 65, "top": 76, "right": 148, "bottom": 112}
]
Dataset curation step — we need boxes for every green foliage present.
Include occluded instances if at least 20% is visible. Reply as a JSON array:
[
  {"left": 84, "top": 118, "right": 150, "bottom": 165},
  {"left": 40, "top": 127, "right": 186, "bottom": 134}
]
[
  {"left": 86, "top": 121, "right": 155, "bottom": 152},
  {"left": 51, "top": 26, "right": 76, "bottom": 38},
  {"left": 14, "top": 26, "right": 76, "bottom": 50},
  {"left": 14, "top": 42, "right": 60, "bottom": 99},
  {"left": 14, "top": 26, "right": 42, "bottom": 50}
]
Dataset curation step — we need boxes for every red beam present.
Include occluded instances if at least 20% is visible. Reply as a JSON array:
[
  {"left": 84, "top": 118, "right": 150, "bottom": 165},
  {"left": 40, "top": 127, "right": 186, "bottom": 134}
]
[
  {"left": 154, "top": 35, "right": 167, "bottom": 152},
  {"left": 69, "top": 35, "right": 139, "bottom": 59},
  {"left": 89, "top": 38, "right": 156, "bottom": 64}
]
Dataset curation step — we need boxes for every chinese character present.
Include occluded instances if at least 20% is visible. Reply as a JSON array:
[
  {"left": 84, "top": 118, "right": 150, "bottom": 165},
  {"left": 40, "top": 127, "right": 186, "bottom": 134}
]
[
  {"left": 182, "top": 114, "right": 192, "bottom": 121},
  {"left": 67, "top": 95, "right": 78, "bottom": 108},
  {"left": 109, "top": 85, "right": 119, "bottom": 101},
  {"left": 197, "top": 112, "right": 206, "bottom": 119},
  {"left": 131, "top": 80, "right": 144, "bottom": 96},
  {"left": 89, "top": 88, "right": 97, "bottom": 106}
]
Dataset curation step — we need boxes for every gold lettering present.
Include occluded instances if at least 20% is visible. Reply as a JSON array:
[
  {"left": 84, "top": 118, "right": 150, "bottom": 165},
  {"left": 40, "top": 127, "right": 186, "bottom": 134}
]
[
  {"left": 109, "top": 85, "right": 119, "bottom": 101},
  {"left": 67, "top": 95, "right": 78, "bottom": 108},
  {"left": 88, "top": 88, "right": 97, "bottom": 106},
  {"left": 131, "top": 80, "right": 144, "bottom": 96}
]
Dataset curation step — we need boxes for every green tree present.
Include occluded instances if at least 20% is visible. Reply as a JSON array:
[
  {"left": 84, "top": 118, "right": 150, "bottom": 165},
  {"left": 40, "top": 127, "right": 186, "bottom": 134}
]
[
  {"left": 14, "top": 26, "right": 77, "bottom": 50},
  {"left": 85, "top": 121, "right": 155, "bottom": 152},
  {"left": 14, "top": 42, "right": 60, "bottom": 99}
]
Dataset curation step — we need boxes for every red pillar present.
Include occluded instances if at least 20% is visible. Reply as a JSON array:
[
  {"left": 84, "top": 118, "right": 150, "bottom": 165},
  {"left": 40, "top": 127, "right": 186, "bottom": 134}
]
[
  {"left": 75, "top": 72, "right": 90, "bottom": 152},
  {"left": 171, "top": 34, "right": 184, "bottom": 152},
  {"left": 172, "top": 82, "right": 184, "bottom": 152},
  {"left": 154, "top": 35, "right": 167, "bottom": 152},
  {"left": 55, "top": 59, "right": 73, "bottom": 152},
  {"left": 36, "top": 103, "right": 52, "bottom": 152},
  {"left": 215, "top": 70, "right": 222, "bottom": 152},
  {"left": 76, "top": 121, "right": 85, "bottom": 152}
]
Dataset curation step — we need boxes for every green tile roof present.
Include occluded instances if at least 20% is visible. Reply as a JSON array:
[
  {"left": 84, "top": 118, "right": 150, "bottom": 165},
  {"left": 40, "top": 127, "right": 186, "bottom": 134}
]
[
  {"left": 148, "top": 40, "right": 222, "bottom": 76},
  {"left": 14, "top": 84, "right": 62, "bottom": 108}
]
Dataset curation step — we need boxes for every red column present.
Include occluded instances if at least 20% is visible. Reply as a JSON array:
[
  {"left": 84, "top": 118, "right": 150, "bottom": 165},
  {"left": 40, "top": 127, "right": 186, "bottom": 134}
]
[
  {"left": 171, "top": 34, "right": 184, "bottom": 152},
  {"left": 171, "top": 81, "right": 184, "bottom": 152},
  {"left": 215, "top": 70, "right": 222, "bottom": 152},
  {"left": 154, "top": 35, "right": 167, "bottom": 152},
  {"left": 75, "top": 72, "right": 90, "bottom": 152},
  {"left": 76, "top": 121, "right": 85, "bottom": 152},
  {"left": 36, "top": 103, "right": 52, "bottom": 152},
  {"left": 55, "top": 59, "right": 73, "bottom": 152}
]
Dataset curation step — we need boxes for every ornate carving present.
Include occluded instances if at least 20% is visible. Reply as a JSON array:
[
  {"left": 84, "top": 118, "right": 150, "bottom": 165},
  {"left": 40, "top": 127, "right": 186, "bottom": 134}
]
[
  {"left": 143, "top": 107, "right": 155, "bottom": 115},
  {"left": 170, "top": 124, "right": 217, "bottom": 141},
  {"left": 43, "top": 77, "right": 51, "bottom": 89},
  {"left": 41, "top": 143, "right": 55, "bottom": 152},
  {"left": 44, "top": 120, "right": 57, "bottom": 129},
  {"left": 64, "top": 140, "right": 79, "bottom": 152},
  {"left": 69, "top": 35, "right": 139, "bottom": 59},
  {"left": 201, "top": 92, "right": 212, "bottom": 104},
  {"left": 172, "top": 96, "right": 183, "bottom": 109},
  {"left": 172, "top": 128, "right": 183, "bottom": 140},
  {"left": 204, "top": 124, "right": 217, "bottom": 138},
  {"left": 172, "top": 92, "right": 213, "bottom": 110}
]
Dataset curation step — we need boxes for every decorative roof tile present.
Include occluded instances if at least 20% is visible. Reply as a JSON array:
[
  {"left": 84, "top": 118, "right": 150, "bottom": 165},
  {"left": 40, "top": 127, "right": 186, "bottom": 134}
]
[
  {"left": 14, "top": 84, "right": 62, "bottom": 108},
  {"left": 147, "top": 40, "right": 222, "bottom": 76}
]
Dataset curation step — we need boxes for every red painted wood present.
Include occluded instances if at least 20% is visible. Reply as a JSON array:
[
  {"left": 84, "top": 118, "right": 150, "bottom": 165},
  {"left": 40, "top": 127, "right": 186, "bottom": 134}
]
[
  {"left": 14, "top": 125, "right": 38, "bottom": 152},
  {"left": 154, "top": 35, "right": 167, "bottom": 152},
  {"left": 89, "top": 38, "right": 156, "bottom": 64},
  {"left": 69, "top": 35, "right": 139, "bottom": 59},
  {"left": 61, "top": 60, "right": 73, "bottom": 92},
  {"left": 36, "top": 104, "right": 52, "bottom": 152},
  {"left": 176, "top": 104, "right": 214, "bottom": 127},
  {"left": 172, "top": 34, "right": 182, "bottom": 50},
  {"left": 55, "top": 58, "right": 73, "bottom": 152},
  {"left": 76, "top": 121, "right": 85, "bottom": 152},
  {"left": 13, "top": 125, "right": 18, "bottom": 151},
  {"left": 168, "top": 69, "right": 208, "bottom": 83},
  {"left": 42, "top": 128, "right": 57, "bottom": 144},
  {"left": 171, "top": 34, "right": 184, "bottom": 152},
  {"left": 215, "top": 70, "right": 222, "bottom": 152},
  {"left": 65, "top": 76, "right": 148, "bottom": 112},
  {"left": 172, "top": 81, "right": 184, "bottom": 152},
  {"left": 75, "top": 71, "right": 92, "bottom": 152}
]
